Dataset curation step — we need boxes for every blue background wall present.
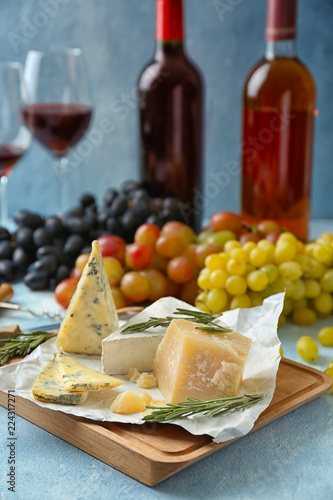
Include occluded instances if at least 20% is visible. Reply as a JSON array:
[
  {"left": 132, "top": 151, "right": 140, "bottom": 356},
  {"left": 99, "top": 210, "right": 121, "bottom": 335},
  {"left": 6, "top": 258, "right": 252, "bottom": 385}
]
[{"left": 1, "top": 0, "right": 332, "bottom": 221}]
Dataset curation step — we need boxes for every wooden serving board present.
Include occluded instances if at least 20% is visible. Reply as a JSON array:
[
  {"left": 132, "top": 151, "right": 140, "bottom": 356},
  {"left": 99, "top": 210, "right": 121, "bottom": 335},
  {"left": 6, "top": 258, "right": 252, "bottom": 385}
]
[{"left": 0, "top": 358, "right": 331, "bottom": 486}]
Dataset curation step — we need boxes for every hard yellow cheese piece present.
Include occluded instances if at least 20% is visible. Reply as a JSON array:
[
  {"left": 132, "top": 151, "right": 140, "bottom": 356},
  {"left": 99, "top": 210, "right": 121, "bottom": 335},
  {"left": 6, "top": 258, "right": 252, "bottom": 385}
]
[
  {"left": 153, "top": 319, "right": 252, "bottom": 404},
  {"left": 57, "top": 240, "right": 119, "bottom": 354},
  {"left": 55, "top": 351, "right": 123, "bottom": 392},
  {"left": 140, "top": 399, "right": 168, "bottom": 418},
  {"left": 136, "top": 373, "right": 156, "bottom": 389},
  {"left": 32, "top": 359, "right": 89, "bottom": 405},
  {"left": 126, "top": 367, "right": 141, "bottom": 383},
  {"left": 111, "top": 390, "right": 152, "bottom": 414}
]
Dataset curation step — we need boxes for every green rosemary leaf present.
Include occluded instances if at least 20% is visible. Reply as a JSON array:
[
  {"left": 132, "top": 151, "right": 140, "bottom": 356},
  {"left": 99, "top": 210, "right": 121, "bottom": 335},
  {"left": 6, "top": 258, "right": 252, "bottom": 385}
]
[{"left": 195, "top": 325, "right": 232, "bottom": 334}]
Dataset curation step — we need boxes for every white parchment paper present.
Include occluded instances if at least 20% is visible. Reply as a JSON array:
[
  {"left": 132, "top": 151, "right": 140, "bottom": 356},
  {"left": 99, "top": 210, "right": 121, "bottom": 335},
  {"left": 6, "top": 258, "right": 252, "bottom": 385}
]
[{"left": 0, "top": 293, "right": 284, "bottom": 444}]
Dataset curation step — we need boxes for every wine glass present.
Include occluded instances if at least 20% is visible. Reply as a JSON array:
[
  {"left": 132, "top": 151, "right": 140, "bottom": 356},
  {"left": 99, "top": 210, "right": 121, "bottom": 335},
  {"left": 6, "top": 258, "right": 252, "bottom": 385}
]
[
  {"left": 0, "top": 62, "right": 31, "bottom": 226},
  {"left": 23, "top": 48, "right": 93, "bottom": 212}
]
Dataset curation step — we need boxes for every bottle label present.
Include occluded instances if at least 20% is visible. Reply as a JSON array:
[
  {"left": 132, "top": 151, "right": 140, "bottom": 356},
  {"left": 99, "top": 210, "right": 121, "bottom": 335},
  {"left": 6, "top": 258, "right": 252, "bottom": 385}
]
[
  {"left": 156, "top": 0, "right": 183, "bottom": 41},
  {"left": 265, "top": 0, "right": 297, "bottom": 41}
]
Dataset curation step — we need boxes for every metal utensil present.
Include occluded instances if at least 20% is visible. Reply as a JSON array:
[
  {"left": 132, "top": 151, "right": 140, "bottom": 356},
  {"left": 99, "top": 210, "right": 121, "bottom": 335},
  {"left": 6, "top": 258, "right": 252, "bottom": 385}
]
[
  {"left": 0, "top": 302, "right": 144, "bottom": 321},
  {"left": 0, "top": 301, "right": 64, "bottom": 320}
]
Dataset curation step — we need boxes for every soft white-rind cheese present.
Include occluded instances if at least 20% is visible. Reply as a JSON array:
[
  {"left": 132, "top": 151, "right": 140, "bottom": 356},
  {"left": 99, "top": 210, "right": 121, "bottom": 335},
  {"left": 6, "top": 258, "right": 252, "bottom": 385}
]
[
  {"left": 57, "top": 240, "right": 119, "bottom": 355},
  {"left": 102, "top": 297, "right": 198, "bottom": 375}
]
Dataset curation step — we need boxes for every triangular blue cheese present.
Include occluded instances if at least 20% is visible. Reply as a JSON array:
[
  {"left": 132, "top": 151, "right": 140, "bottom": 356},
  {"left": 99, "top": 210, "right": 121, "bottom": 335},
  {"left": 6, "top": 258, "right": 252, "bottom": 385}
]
[
  {"left": 55, "top": 350, "right": 123, "bottom": 391},
  {"left": 57, "top": 240, "right": 119, "bottom": 354},
  {"left": 32, "top": 358, "right": 89, "bottom": 405}
]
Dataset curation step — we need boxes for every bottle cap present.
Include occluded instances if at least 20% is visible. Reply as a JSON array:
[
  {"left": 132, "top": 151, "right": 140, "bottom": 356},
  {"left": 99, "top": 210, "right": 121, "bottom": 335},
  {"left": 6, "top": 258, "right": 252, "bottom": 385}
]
[{"left": 266, "top": 0, "right": 297, "bottom": 41}]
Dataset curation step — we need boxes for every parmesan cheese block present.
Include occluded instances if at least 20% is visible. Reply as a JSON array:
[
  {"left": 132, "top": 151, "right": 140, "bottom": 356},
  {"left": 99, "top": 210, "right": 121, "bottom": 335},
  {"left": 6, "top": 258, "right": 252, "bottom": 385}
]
[
  {"left": 32, "top": 359, "right": 89, "bottom": 405},
  {"left": 55, "top": 351, "right": 123, "bottom": 392},
  {"left": 57, "top": 240, "right": 118, "bottom": 354},
  {"left": 153, "top": 319, "right": 252, "bottom": 404}
]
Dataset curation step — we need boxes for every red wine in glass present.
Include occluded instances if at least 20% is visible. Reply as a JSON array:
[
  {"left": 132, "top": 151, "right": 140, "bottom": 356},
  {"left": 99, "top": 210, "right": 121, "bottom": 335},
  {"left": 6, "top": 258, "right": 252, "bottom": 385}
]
[
  {"left": 0, "top": 144, "right": 25, "bottom": 177},
  {"left": 22, "top": 103, "right": 93, "bottom": 157}
]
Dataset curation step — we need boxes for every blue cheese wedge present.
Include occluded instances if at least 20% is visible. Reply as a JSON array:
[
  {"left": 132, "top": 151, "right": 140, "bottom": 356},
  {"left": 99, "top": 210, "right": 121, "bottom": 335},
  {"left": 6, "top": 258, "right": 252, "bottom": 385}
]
[
  {"left": 102, "top": 297, "right": 199, "bottom": 375},
  {"left": 55, "top": 351, "right": 123, "bottom": 392},
  {"left": 57, "top": 240, "right": 119, "bottom": 355},
  {"left": 32, "top": 358, "right": 89, "bottom": 405}
]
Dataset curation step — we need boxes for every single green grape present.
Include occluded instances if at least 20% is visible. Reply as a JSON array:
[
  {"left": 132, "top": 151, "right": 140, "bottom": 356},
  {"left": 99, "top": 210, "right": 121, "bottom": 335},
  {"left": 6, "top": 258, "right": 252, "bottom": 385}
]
[
  {"left": 198, "top": 268, "right": 214, "bottom": 291},
  {"left": 312, "top": 242, "right": 333, "bottom": 266},
  {"left": 274, "top": 241, "right": 297, "bottom": 264},
  {"left": 296, "top": 336, "right": 318, "bottom": 363},
  {"left": 302, "top": 258, "right": 325, "bottom": 279},
  {"left": 289, "top": 279, "right": 306, "bottom": 301},
  {"left": 226, "top": 258, "right": 246, "bottom": 276},
  {"left": 210, "top": 269, "right": 228, "bottom": 289},
  {"left": 304, "top": 279, "right": 321, "bottom": 299},
  {"left": 206, "top": 288, "right": 228, "bottom": 314},
  {"left": 292, "top": 308, "right": 317, "bottom": 327},
  {"left": 229, "top": 294, "right": 251, "bottom": 310},
  {"left": 278, "top": 232, "right": 298, "bottom": 245},
  {"left": 250, "top": 247, "right": 267, "bottom": 267},
  {"left": 247, "top": 270, "right": 269, "bottom": 292},
  {"left": 320, "top": 269, "right": 333, "bottom": 293},
  {"left": 205, "top": 253, "right": 227, "bottom": 271},
  {"left": 314, "top": 292, "right": 333, "bottom": 314},
  {"left": 261, "top": 263, "right": 279, "bottom": 284},
  {"left": 224, "top": 239, "right": 241, "bottom": 253},
  {"left": 225, "top": 275, "right": 247, "bottom": 296},
  {"left": 317, "top": 327, "right": 333, "bottom": 347},
  {"left": 207, "top": 230, "right": 236, "bottom": 248},
  {"left": 279, "top": 261, "right": 303, "bottom": 280}
]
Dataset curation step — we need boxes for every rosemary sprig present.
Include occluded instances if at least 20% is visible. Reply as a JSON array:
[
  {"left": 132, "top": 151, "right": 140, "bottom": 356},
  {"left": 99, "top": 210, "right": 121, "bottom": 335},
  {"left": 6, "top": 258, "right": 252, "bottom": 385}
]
[
  {"left": 121, "top": 308, "right": 232, "bottom": 334},
  {"left": 143, "top": 394, "right": 265, "bottom": 422},
  {"left": 0, "top": 331, "right": 57, "bottom": 366}
]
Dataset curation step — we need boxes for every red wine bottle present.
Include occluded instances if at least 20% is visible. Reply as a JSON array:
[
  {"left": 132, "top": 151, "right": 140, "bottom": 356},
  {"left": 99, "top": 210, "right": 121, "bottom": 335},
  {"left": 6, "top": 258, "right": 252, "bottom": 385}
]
[
  {"left": 241, "top": 0, "right": 316, "bottom": 239},
  {"left": 138, "top": 0, "right": 204, "bottom": 230}
]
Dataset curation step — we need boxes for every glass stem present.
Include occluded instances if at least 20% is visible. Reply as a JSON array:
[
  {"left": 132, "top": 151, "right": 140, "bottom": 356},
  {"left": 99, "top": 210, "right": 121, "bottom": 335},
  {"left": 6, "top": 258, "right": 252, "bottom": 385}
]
[
  {"left": 0, "top": 176, "right": 8, "bottom": 227},
  {"left": 53, "top": 157, "right": 69, "bottom": 214}
]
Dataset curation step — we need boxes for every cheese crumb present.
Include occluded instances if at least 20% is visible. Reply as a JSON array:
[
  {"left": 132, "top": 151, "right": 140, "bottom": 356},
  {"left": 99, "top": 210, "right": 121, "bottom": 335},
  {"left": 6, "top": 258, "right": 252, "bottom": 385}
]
[
  {"left": 126, "top": 367, "right": 141, "bottom": 383},
  {"left": 111, "top": 390, "right": 152, "bottom": 414},
  {"left": 136, "top": 373, "right": 156, "bottom": 389}
]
